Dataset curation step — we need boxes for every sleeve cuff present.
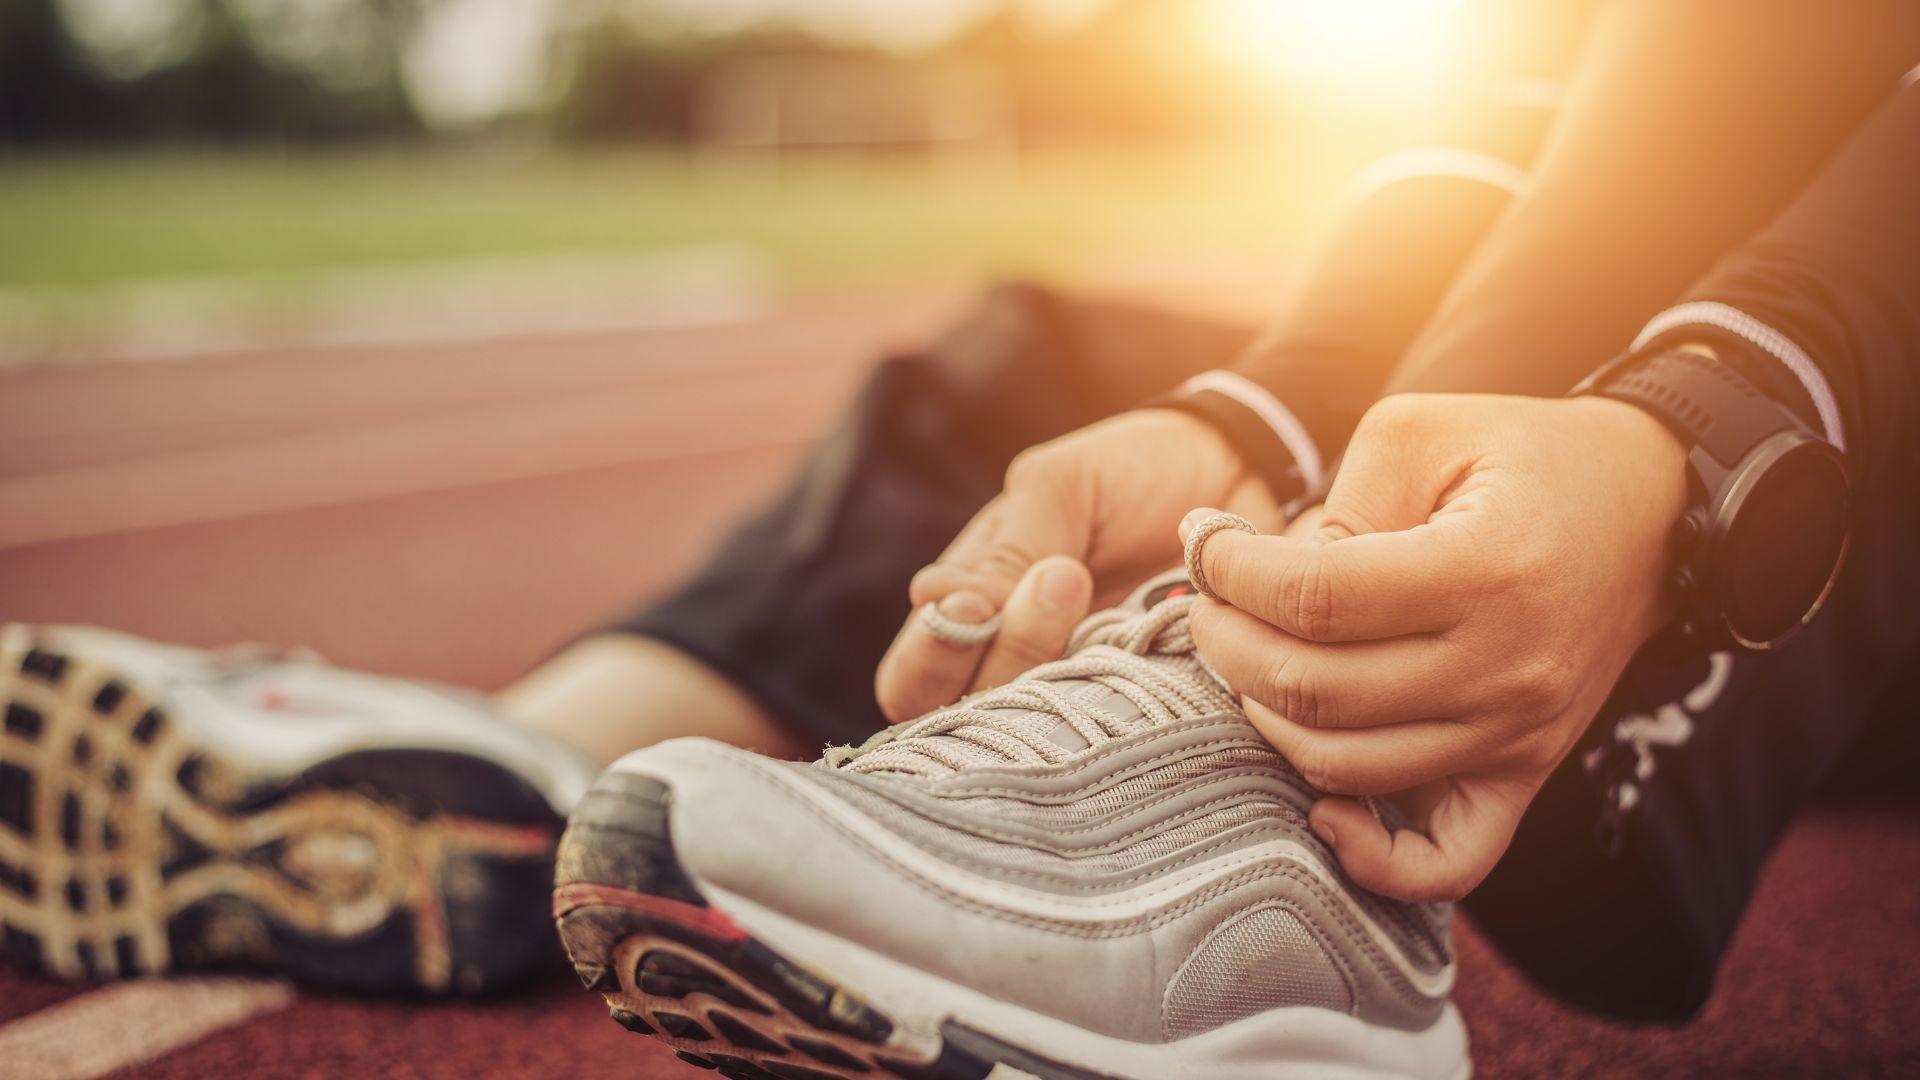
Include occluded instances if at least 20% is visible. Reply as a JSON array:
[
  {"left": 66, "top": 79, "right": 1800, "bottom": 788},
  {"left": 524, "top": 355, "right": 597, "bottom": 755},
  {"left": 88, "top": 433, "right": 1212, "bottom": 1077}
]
[
  {"left": 1153, "top": 370, "right": 1326, "bottom": 505},
  {"left": 1631, "top": 301, "right": 1846, "bottom": 450}
]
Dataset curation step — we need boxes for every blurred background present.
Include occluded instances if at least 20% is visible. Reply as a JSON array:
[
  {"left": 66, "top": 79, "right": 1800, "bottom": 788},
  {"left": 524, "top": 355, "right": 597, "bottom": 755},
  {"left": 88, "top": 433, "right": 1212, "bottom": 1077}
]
[
  {"left": 0, "top": 0, "right": 1576, "bottom": 360},
  {"left": 7, "top": 6, "right": 1920, "bottom": 1078},
  {"left": 2, "top": 0, "right": 1582, "bottom": 686}
]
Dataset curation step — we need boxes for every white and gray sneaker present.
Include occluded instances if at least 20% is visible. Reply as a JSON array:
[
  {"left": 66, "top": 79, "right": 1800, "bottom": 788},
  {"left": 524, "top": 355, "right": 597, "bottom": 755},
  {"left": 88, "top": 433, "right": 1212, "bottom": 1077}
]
[
  {"left": 554, "top": 572, "right": 1468, "bottom": 1080},
  {"left": 0, "top": 624, "right": 595, "bottom": 994}
]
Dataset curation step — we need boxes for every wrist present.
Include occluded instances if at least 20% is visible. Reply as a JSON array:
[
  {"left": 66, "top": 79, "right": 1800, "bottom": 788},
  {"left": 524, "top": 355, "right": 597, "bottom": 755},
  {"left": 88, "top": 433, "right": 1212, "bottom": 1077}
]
[
  {"left": 1576, "top": 395, "right": 1689, "bottom": 514},
  {"left": 1572, "top": 396, "right": 1692, "bottom": 629},
  {"left": 1134, "top": 406, "right": 1254, "bottom": 482},
  {"left": 1576, "top": 347, "right": 1850, "bottom": 650},
  {"left": 1149, "top": 371, "right": 1319, "bottom": 508}
]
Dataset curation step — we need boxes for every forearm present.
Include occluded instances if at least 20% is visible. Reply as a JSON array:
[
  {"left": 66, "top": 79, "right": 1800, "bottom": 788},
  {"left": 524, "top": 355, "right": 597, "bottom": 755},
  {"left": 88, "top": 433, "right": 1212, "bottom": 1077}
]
[
  {"left": 1640, "top": 84, "right": 1920, "bottom": 488},
  {"left": 1387, "top": 0, "right": 1920, "bottom": 401},
  {"left": 1226, "top": 157, "right": 1528, "bottom": 471},
  {"left": 1199, "top": 83, "right": 1558, "bottom": 498}
]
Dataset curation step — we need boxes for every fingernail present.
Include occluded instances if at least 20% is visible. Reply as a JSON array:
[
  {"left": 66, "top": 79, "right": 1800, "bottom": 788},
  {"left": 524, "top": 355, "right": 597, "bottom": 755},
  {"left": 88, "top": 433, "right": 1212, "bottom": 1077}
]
[
  {"left": 938, "top": 590, "right": 995, "bottom": 624},
  {"left": 1310, "top": 818, "right": 1337, "bottom": 849},
  {"left": 1177, "top": 507, "right": 1219, "bottom": 542},
  {"left": 1036, "top": 561, "right": 1086, "bottom": 612}
]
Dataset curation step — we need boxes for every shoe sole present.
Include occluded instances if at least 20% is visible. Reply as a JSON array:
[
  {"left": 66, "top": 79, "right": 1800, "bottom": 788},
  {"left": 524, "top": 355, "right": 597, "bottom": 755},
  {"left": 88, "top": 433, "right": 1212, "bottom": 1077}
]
[
  {"left": 0, "top": 624, "right": 561, "bottom": 994},
  {"left": 554, "top": 772, "right": 1122, "bottom": 1080}
]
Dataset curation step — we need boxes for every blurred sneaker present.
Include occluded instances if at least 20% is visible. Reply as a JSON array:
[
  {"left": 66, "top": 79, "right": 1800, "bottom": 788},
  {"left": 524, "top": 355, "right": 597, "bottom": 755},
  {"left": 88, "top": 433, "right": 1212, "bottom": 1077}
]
[
  {"left": 0, "top": 624, "right": 595, "bottom": 994},
  {"left": 554, "top": 573, "right": 1467, "bottom": 1080}
]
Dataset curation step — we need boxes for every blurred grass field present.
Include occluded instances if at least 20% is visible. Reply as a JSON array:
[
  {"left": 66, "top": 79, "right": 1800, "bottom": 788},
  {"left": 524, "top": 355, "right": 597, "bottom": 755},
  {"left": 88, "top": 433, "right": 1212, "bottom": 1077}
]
[{"left": 0, "top": 143, "right": 1349, "bottom": 295}]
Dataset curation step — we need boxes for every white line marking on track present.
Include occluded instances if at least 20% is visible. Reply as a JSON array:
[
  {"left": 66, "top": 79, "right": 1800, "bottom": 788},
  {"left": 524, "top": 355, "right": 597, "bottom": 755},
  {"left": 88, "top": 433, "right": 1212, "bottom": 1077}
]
[{"left": 0, "top": 978, "right": 295, "bottom": 1080}]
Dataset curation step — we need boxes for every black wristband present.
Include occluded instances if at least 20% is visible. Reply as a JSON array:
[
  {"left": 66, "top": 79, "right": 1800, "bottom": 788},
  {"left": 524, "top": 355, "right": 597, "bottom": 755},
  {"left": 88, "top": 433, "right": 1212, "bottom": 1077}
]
[
  {"left": 1592, "top": 347, "right": 1810, "bottom": 468},
  {"left": 1150, "top": 382, "right": 1310, "bottom": 508}
]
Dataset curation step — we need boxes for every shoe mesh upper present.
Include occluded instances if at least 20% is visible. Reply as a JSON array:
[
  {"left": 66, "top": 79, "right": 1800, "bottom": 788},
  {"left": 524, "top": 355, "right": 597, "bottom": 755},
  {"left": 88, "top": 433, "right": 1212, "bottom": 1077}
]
[{"left": 1163, "top": 903, "right": 1354, "bottom": 1037}]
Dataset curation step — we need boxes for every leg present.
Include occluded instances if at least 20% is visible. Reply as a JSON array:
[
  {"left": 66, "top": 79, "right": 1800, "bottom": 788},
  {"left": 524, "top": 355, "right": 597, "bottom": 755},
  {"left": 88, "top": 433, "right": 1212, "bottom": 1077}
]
[
  {"left": 498, "top": 635, "right": 811, "bottom": 765},
  {"left": 500, "top": 286, "right": 1257, "bottom": 763}
]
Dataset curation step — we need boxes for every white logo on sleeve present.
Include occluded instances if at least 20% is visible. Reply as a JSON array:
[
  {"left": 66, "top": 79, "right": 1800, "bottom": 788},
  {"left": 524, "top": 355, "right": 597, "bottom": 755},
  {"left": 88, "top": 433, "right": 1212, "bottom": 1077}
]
[{"left": 1585, "top": 651, "right": 1734, "bottom": 816}]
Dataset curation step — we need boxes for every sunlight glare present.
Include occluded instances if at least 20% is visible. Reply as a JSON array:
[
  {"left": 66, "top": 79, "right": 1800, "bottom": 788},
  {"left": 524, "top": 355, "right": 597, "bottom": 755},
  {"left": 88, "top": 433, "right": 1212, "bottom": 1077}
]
[{"left": 1202, "top": 0, "right": 1465, "bottom": 98}]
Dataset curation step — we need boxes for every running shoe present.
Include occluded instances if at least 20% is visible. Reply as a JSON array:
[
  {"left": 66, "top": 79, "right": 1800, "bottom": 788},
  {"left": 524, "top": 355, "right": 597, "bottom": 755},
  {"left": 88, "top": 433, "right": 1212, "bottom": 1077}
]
[
  {"left": 0, "top": 623, "right": 594, "bottom": 994},
  {"left": 553, "top": 571, "right": 1468, "bottom": 1079}
]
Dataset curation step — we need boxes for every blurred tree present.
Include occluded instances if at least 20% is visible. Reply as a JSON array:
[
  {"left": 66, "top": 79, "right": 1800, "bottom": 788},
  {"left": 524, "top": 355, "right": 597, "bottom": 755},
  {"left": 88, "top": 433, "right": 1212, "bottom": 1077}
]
[
  {"left": 549, "top": 17, "right": 711, "bottom": 143},
  {"left": 0, "top": 0, "right": 421, "bottom": 146},
  {"left": 0, "top": 0, "right": 1264, "bottom": 149},
  {"left": 0, "top": 0, "right": 121, "bottom": 144}
]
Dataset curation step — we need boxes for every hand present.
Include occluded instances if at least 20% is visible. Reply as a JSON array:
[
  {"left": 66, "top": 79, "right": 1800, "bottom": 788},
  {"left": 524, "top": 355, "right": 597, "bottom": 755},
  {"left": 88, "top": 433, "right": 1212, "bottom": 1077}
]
[
  {"left": 1184, "top": 392, "right": 1688, "bottom": 902},
  {"left": 875, "top": 408, "right": 1284, "bottom": 723}
]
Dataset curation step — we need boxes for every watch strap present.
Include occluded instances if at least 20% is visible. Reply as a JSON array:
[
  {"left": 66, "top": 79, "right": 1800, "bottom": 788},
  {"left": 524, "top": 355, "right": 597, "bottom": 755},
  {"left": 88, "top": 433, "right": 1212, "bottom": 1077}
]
[{"left": 1594, "top": 347, "right": 1809, "bottom": 467}]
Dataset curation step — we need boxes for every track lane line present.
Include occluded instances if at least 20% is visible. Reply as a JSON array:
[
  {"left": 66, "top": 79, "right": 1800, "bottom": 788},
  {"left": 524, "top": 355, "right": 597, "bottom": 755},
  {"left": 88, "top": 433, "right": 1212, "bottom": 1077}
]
[{"left": 0, "top": 978, "right": 295, "bottom": 1080}]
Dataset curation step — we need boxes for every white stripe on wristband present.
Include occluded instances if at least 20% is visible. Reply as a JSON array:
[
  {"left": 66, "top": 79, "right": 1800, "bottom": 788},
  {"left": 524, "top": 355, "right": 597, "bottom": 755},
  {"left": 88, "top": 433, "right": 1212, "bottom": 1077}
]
[
  {"left": 1175, "top": 370, "right": 1327, "bottom": 493},
  {"left": 1632, "top": 301, "right": 1846, "bottom": 450}
]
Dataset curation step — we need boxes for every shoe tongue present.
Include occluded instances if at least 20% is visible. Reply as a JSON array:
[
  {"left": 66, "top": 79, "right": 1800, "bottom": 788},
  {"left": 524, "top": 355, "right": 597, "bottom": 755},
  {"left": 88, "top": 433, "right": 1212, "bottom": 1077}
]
[{"left": 1123, "top": 566, "right": 1202, "bottom": 614}]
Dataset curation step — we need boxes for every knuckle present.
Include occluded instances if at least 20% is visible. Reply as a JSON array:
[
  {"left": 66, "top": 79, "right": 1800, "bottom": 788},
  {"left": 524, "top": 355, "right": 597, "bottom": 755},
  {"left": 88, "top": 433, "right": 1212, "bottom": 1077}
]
[
  {"left": 1260, "top": 650, "right": 1331, "bottom": 729},
  {"left": 1290, "top": 553, "right": 1336, "bottom": 638},
  {"left": 1281, "top": 556, "right": 1340, "bottom": 640},
  {"left": 1501, "top": 540, "right": 1555, "bottom": 590},
  {"left": 1510, "top": 652, "right": 1577, "bottom": 715},
  {"left": 1359, "top": 394, "right": 1429, "bottom": 439},
  {"left": 1004, "top": 443, "right": 1067, "bottom": 490}
]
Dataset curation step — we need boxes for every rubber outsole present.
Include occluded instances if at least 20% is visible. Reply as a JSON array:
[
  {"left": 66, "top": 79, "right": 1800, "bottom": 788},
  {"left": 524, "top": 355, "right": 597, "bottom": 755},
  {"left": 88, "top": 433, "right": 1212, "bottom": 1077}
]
[
  {"left": 0, "top": 625, "right": 561, "bottom": 994},
  {"left": 553, "top": 772, "right": 1122, "bottom": 1080}
]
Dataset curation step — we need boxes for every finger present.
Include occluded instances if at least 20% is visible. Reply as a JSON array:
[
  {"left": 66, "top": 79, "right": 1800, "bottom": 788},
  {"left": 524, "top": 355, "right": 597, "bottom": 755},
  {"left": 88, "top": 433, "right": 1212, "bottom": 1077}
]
[
  {"left": 1282, "top": 503, "right": 1328, "bottom": 538},
  {"left": 911, "top": 482, "right": 1087, "bottom": 611},
  {"left": 1307, "top": 781, "right": 1529, "bottom": 902},
  {"left": 1179, "top": 508, "right": 1478, "bottom": 642},
  {"left": 1243, "top": 698, "right": 1488, "bottom": 796},
  {"left": 970, "top": 556, "right": 1093, "bottom": 692},
  {"left": 1188, "top": 600, "right": 1470, "bottom": 728},
  {"left": 873, "top": 590, "right": 996, "bottom": 723}
]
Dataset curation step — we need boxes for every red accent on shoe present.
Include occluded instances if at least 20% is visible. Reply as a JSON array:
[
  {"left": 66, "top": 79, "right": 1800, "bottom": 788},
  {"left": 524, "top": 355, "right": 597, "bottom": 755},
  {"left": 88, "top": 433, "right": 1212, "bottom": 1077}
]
[{"left": 551, "top": 882, "right": 749, "bottom": 943}]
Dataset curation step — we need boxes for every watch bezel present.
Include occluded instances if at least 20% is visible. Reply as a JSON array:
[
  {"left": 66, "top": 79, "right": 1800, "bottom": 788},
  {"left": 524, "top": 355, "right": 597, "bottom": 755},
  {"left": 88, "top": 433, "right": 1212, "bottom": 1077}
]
[{"left": 1694, "top": 430, "right": 1849, "bottom": 651}]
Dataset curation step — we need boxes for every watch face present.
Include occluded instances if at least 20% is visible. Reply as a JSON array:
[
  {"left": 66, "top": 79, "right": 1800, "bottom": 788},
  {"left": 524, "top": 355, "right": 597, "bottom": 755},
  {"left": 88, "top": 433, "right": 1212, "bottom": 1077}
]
[{"left": 1715, "top": 437, "right": 1849, "bottom": 647}]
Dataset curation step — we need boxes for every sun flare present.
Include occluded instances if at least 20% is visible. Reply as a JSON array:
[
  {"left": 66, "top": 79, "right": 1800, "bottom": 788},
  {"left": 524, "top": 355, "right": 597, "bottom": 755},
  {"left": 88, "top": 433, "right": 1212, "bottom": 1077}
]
[{"left": 1201, "top": 0, "right": 1466, "bottom": 96}]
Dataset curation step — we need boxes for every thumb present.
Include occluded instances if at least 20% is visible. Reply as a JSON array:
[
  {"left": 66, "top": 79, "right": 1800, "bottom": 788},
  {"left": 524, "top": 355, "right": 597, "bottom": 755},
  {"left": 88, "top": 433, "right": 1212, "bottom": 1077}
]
[
  {"left": 1317, "top": 397, "right": 1467, "bottom": 539},
  {"left": 909, "top": 477, "right": 1089, "bottom": 612},
  {"left": 876, "top": 477, "right": 1087, "bottom": 724},
  {"left": 1306, "top": 779, "right": 1529, "bottom": 903}
]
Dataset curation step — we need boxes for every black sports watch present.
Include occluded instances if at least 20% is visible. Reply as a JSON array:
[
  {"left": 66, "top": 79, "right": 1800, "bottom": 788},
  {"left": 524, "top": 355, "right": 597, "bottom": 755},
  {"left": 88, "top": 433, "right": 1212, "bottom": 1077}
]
[{"left": 1577, "top": 345, "right": 1849, "bottom": 651}]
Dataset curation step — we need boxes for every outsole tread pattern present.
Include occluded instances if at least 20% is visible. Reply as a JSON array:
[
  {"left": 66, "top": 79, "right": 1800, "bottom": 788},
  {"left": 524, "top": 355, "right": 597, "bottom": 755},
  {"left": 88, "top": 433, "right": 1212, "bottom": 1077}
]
[{"left": 0, "top": 624, "right": 559, "bottom": 993}]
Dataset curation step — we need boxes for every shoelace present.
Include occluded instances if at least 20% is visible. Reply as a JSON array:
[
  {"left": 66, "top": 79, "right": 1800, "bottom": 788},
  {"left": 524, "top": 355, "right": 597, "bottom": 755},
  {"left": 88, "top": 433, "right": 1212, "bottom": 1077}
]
[{"left": 826, "top": 595, "right": 1235, "bottom": 776}]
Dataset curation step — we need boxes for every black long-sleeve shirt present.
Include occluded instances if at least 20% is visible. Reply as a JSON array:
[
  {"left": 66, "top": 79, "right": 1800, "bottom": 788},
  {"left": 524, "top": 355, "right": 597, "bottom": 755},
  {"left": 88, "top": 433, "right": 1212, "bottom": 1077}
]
[{"left": 1657, "top": 81, "right": 1920, "bottom": 492}]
